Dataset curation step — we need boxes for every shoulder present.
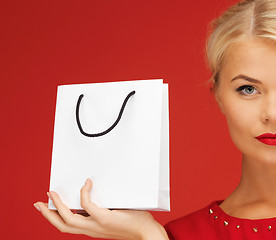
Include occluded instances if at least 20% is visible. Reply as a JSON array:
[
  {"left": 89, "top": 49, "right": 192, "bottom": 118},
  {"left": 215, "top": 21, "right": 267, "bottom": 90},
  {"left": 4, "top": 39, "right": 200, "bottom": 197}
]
[{"left": 164, "top": 200, "right": 222, "bottom": 240}]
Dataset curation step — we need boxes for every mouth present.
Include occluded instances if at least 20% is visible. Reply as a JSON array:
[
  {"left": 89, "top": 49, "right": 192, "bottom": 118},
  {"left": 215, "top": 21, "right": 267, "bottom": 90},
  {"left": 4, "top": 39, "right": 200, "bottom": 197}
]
[{"left": 255, "top": 133, "right": 276, "bottom": 146}]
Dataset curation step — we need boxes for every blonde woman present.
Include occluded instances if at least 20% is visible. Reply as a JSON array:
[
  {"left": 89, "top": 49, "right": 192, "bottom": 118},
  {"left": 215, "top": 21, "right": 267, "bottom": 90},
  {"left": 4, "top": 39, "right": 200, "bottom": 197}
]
[{"left": 34, "top": 0, "right": 276, "bottom": 239}]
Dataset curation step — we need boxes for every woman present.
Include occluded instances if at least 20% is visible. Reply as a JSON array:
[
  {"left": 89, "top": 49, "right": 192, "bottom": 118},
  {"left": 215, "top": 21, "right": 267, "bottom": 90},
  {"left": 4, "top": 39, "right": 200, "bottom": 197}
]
[{"left": 33, "top": 0, "right": 276, "bottom": 239}]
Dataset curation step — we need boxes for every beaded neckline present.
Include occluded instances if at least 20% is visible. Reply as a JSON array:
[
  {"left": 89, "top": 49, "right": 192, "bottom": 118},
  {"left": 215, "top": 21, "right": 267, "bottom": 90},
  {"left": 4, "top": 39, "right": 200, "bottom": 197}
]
[
  {"left": 208, "top": 199, "right": 276, "bottom": 233},
  {"left": 213, "top": 199, "right": 276, "bottom": 222}
]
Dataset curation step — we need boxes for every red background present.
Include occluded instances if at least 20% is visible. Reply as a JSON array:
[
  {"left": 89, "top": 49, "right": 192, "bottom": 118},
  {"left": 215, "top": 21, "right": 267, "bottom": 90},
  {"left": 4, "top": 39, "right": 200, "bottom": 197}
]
[{"left": 1, "top": 0, "right": 241, "bottom": 239}]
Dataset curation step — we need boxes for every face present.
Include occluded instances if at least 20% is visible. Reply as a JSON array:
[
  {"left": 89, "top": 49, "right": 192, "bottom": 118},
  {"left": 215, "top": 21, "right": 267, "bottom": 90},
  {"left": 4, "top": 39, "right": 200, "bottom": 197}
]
[{"left": 215, "top": 38, "right": 276, "bottom": 163}]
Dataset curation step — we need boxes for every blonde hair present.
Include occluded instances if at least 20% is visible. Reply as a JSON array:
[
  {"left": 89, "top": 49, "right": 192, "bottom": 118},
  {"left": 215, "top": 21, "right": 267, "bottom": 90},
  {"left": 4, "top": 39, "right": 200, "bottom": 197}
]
[{"left": 206, "top": 0, "right": 276, "bottom": 92}]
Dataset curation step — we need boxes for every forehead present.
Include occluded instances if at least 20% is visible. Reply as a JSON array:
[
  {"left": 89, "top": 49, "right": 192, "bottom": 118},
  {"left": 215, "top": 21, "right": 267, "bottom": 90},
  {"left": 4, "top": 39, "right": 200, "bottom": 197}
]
[{"left": 221, "top": 38, "right": 276, "bottom": 83}]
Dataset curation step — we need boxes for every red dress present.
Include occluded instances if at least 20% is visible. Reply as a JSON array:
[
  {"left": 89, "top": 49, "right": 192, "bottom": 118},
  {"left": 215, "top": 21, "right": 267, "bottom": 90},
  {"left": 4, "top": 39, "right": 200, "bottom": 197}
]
[{"left": 164, "top": 200, "right": 276, "bottom": 240}]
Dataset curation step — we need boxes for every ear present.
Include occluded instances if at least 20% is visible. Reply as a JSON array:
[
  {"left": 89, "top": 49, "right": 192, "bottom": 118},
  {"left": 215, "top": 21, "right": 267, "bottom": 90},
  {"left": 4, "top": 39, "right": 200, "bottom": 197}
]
[
  {"left": 214, "top": 90, "right": 225, "bottom": 115},
  {"left": 210, "top": 77, "right": 225, "bottom": 115}
]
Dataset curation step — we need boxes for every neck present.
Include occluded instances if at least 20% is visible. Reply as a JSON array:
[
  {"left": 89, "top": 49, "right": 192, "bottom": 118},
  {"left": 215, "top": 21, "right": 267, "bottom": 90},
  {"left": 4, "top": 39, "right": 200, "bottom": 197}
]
[
  {"left": 235, "top": 154, "right": 276, "bottom": 204},
  {"left": 220, "top": 154, "right": 276, "bottom": 218}
]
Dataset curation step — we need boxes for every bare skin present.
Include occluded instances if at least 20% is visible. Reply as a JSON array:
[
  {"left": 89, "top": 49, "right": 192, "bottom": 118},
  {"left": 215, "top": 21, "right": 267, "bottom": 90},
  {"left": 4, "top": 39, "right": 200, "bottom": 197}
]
[
  {"left": 215, "top": 38, "right": 276, "bottom": 219},
  {"left": 34, "top": 178, "right": 169, "bottom": 240}
]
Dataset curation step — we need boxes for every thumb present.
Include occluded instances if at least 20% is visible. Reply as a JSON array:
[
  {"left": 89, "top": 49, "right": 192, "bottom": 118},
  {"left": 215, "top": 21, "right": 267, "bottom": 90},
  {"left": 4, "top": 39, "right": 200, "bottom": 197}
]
[{"left": 84, "top": 178, "right": 92, "bottom": 190}]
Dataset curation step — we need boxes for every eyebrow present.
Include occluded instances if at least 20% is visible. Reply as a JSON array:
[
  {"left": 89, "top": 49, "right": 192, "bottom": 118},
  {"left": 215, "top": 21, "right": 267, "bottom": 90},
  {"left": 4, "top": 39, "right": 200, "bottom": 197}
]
[{"left": 231, "top": 74, "right": 263, "bottom": 84}]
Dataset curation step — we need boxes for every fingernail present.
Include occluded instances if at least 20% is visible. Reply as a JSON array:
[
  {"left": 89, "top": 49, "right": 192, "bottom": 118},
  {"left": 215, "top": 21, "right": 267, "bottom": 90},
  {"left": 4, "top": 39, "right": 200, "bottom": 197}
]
[
  {"left": 47, "top": 192, "right": 53, "bottom": 200},
  {"left": 34, "top": 203, "right": 41, "bottom": 212},
  {"left": 85, "top": 178, "right": 90, "bottom": 185}
]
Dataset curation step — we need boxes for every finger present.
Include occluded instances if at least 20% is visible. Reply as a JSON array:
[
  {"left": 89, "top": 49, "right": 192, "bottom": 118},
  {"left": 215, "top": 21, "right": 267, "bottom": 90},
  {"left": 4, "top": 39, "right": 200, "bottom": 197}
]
[
  {"left": 80, "top": 178, "right": 111, "bottom": 221},
  {"left": 38, "top": 202, "right": 117, "bottom": 238},
  {"left": 35, "top": 202, "right": 85, "bottom": 235},
  {"left": 48, "top": 191, "right": 88, "bottom": 228}
]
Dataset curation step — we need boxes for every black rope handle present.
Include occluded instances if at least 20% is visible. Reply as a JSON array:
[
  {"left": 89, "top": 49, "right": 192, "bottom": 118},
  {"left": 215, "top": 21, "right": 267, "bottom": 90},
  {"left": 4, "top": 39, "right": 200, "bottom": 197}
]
[{"left": 76, "top": 90, "right": 135, "bottom": 137}]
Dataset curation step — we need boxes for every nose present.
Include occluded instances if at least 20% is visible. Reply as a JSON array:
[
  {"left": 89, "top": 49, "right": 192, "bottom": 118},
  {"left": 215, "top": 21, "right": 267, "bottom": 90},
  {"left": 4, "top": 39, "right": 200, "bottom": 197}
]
[{"left": 261, "top": 94, "right": 276, "bottom": 125}]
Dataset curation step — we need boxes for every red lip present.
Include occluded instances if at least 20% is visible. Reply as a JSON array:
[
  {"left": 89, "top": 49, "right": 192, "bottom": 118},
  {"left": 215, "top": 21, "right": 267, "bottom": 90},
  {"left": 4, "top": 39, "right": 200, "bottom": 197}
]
[
  {"left": 255, "top": 133, "right": 276, "bottom": 146},
  {"left": 256, "top": 133, "right": 276, "bottom": 139}
]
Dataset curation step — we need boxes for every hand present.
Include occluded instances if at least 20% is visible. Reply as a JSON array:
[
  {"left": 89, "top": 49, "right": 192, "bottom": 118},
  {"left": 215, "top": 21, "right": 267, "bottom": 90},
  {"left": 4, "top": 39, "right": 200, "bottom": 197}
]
[{"left": 33, "top": 178, "right": 166, "bottom": 240}]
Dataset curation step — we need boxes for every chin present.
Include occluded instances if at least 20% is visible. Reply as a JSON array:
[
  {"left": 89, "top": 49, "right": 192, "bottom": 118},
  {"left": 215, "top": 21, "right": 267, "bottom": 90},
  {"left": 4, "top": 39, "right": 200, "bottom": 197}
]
[{"left": 244, "top": 149, "right": 276, "bottom": 165}]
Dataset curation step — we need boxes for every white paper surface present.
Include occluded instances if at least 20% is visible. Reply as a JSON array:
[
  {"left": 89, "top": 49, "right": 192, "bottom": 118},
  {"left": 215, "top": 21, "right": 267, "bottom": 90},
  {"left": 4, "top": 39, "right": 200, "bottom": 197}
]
[{"left": 48, "top": 79, "right": 170, "bottom": 211}]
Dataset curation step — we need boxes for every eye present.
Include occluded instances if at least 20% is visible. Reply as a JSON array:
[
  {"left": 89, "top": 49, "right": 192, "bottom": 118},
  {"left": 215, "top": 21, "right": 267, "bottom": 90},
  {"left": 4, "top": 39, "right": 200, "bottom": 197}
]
[{"left": 235, "top": 85, "right": 259, "bottom": 96}]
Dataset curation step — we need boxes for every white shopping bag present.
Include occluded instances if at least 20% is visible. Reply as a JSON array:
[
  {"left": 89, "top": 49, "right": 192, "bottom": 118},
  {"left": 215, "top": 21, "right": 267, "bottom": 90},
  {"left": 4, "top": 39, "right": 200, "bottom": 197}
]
[{"left": 48, "top": 79, "right": 170, "bottom": 211}]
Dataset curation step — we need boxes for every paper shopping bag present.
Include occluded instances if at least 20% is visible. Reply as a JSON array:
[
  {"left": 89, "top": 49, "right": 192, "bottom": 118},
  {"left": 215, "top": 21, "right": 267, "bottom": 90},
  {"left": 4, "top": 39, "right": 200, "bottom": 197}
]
[{"left": 48, "top": 79, "right": 170, "bottom": 211}]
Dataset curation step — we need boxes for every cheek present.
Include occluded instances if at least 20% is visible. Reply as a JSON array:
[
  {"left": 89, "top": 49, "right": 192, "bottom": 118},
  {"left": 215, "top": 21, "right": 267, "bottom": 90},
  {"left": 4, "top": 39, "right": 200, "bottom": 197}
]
[
  {"left": 223, "top": 99, "right": 257, "bottom": 150},
  {"left": 223, "top": 99, "right": 276, "bottom": 162}
]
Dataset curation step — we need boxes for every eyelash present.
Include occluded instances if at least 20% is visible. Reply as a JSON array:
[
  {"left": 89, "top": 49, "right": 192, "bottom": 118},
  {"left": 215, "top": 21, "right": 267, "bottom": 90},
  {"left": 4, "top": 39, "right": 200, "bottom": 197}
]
[{"left": 235, "top": 85, "right": 259, "bottom": 96}]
